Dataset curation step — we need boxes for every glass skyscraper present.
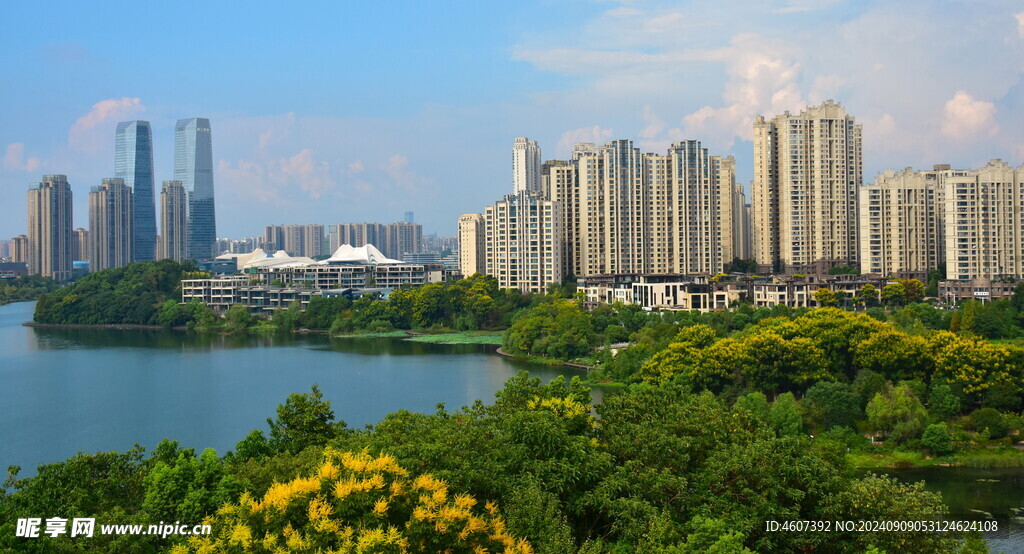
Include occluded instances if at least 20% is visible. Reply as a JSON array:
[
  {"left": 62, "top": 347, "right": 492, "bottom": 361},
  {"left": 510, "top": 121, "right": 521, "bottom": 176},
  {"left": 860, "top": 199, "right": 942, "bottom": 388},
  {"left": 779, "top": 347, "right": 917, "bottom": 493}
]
[
  {"left": 174, "top": 118, "right": 216, "bottom": 260},
  {"left": 114, "top": 120, "right": 155, "bottom": 261}
]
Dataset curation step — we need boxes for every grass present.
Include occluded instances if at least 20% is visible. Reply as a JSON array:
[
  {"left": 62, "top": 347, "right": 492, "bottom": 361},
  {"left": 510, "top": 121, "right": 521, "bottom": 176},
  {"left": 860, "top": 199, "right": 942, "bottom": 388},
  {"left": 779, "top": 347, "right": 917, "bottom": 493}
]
[
  {"left": 953, "top": 449, "right": 1024, "bottom": 468},
  {"left": 404, "top": 332, "right": 503, "bottom": 345},
  {"left": 848, "top": 450, "right": 943, "bottom": 469},
  {"left": 332, "top": 330, "right": 409, "bottom": 338}
]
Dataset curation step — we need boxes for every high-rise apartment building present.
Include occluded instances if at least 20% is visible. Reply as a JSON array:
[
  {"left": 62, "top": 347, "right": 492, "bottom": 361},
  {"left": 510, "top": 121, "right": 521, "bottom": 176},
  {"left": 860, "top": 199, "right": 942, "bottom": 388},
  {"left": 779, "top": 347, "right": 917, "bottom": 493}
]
[
  {"left": 0, "top": 240, "right": 8, "bottom": 260},
  {"left": 11, "top": 235, "right": 28, "bottom": 264},
  {"left": 175, "top": 118, "right": 216, "bottom": 260},
  {"left": 72, "top": 228, "right": 89, "bottom": 262},
  {"left": 944, "top": 160, "right": 1024, "bottom": 280},
  {"left": 283, "top": 225, "right": 305, "bottom": 257},
  {"left": 88, "top": 178, "right": 134, "bottom": 272},
  {"left": 457, "top": 213, "right": 485, "bottom": 276},
  {"left": 484, "top": 192, "right": 562, "bottom": 293},
  {"left": 115, "top": 120, "right": 155, "bottom": 262},
  {"left": 753, "top": 100, "right": 862, "bottom": 274},
  {"left": 304, "top": 224, "right": 325, "bottom": 258},
  {"left": 859, "top": 165, "right": 958, "bottom": 279},
  {"left": 383, "top": 221, "right": 422, "bottom": 260},
  {"left": 512, "top": 137, "right": 542, "bottom": 195},
  {"left": 160, "top": 180, "right": 188, "bottom": 262},
  {"left": 27, "top": 175, "right": 73, "bottom": 280},
  {"left": 546, "top": 139, "right": 738, "bottom": 278},
  {"left": 327, "top": 222, "right": 386, "bottom": 252}
]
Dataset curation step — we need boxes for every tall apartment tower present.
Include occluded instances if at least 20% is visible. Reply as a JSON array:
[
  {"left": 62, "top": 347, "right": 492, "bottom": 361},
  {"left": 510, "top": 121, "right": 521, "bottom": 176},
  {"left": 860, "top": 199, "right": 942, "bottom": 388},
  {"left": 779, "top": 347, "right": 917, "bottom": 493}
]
[
  {"left": 859, "top": 165, "right": 959, "bottom": 279},
  {"left": 944, "top": 160, "right": 1024, "bottom": 280},
  {"left": 72, "top": 228, "right": 89, "bottom": 262},
  {"left": 27, "top": 175, "right": 73, "bottom": 280},
  {"left": 512, "top": 137, "right": 542, "bottom": 194},
  {"left": 283, "top": 225, "right": 305, "bottom": 257},
  {"left": 175, "top": 118, "right": 215, "bottom": 260},
  {"left": 383, "top": 221, "right": 422, "bottom": 260},
  {"left": 304, "top": 224, "right": 325, "bottom": 258},
  {"left": 485, "top": 192, "right": 562, "bottom": 293},
  {"left": 732, "top": 183, "right": 751, "bottom": 261},
  {"left": 752, "top": 100, "right": 862, "bottom": 274},
  {"left": 160, "top": 180, "right": 188, "bottom": 261},
  {"left": 115, "top": 120, "right": 155, "bottom": 262},
  {"left": 457, "top": 213, "right": 485, "bottom": 276},
  {"left": 88, "top": 178, "right": 134, "bottom": 272},
  {"left": 11, "top": 235, "right": 29, "bottom": 264}
]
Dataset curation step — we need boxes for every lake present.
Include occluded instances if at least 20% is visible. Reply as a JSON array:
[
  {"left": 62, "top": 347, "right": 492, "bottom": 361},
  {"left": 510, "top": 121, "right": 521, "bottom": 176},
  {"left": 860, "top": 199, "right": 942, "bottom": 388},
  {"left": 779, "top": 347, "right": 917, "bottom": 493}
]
[{"left": 0, "top": 301, "right": 585, "bottom": 476}]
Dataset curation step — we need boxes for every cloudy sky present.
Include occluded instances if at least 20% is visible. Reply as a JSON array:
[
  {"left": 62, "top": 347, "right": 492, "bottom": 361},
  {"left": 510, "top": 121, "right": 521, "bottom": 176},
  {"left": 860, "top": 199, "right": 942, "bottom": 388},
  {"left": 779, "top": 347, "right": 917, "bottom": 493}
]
[{"left": 2, "top": 0, "right": 1022, "bottom": 239}]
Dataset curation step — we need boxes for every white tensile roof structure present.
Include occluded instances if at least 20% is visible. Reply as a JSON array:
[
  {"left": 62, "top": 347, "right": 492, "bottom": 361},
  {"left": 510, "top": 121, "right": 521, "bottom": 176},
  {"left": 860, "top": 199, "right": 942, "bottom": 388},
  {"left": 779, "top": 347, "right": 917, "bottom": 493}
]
[
  {"left": 221, "top": 248, "right": 317, "bottom": 270},
  {"left": 319, "top": 244, "right": 402, "bottom": 265}
]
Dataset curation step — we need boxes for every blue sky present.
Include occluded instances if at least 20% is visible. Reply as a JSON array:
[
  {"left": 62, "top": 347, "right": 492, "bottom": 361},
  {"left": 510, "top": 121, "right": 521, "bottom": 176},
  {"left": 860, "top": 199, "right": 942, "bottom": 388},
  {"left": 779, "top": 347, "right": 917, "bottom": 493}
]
[{"left": 2, "top": 0, "right": 1023, "bottom": 239}]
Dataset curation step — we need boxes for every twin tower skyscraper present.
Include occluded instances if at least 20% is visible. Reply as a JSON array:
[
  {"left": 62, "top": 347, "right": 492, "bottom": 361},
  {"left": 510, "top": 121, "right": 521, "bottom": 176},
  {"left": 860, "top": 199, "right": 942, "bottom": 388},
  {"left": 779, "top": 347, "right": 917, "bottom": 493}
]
[{"left": 114, "top": 118, "right": 215, "bottom": 263}]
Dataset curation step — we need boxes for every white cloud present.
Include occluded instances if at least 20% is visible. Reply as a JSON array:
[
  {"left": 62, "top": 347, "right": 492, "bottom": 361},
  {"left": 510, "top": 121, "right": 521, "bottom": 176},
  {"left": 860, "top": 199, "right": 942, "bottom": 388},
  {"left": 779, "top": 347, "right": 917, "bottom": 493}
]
[
  {"left": 217, "top": 148, "right": 335, "bottom": 204},
  {"left": 942, "top": 91, "right": 998, "bottom": 140},
  {"left": 68, "top": 97, "right": 145, "bottom": 153},
  {"left": 383, "top": 154, "right": 431, "bottom": 193},
  {"left": 557, "top": 125, "right": 613, "bottom": 157},
  {"left": 4, "top": 143, "right": 41, "bottom": 172},
  {"left": 280, "top": 149, "right": 335, "bottom": 199},
  {"left": 1016, "top": 12, "right": 1024, "bottom": 38},
  {"left": 347, "top": 160, "right": 365, "bottom": 174},
  {"left": 775, "top": 0, "right": 843, "bottom": 14}
]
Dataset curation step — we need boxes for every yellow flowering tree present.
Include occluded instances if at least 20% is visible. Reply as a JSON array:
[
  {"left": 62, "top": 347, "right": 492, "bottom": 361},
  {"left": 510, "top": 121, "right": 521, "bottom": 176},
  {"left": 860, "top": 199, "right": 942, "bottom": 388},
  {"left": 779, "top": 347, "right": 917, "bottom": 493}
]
[{"left": 175, "top": 448, "right": 532, "bottom": 553}]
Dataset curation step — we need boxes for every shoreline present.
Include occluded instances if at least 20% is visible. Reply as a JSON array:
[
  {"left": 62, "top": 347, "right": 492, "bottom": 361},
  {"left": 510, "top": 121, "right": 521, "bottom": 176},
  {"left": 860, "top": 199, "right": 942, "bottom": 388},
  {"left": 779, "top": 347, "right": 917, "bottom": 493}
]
[{"left": 23, "top": 321, "right": 188, "bottom": 331}]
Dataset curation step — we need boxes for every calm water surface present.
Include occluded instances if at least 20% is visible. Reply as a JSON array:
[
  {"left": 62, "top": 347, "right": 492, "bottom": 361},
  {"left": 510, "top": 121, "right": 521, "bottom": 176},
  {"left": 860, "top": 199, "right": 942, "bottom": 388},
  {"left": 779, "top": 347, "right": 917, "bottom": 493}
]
[{"left": 0, "top": 301, "right": 585, "bottom": 475}]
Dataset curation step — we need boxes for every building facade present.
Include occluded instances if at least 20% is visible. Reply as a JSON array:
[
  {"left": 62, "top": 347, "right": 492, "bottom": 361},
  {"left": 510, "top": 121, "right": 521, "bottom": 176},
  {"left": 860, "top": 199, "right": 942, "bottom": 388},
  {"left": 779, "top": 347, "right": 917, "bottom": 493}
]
[
  {"left": 859, "top": 165, "right": 959, "bottom": 279},
  {"left": 115, "top": 120, "right": 155, "bottom": 262},
  {"left": 72, "top": 228, "right": 89, "bottom": 262},
  {"left": 27, "top": 175, "right": 73, "bottom": 280},
  {"left": 457, "top": 213, "right": 485, "bottom": 277},
  {"left": 88, "top": 178, "right": 134, "bottom": 272},
  {"left": 484, "top": 192, "right": 562, "bottom": 293},
  {"left": 512, "top": 137, "right": 542, "bottom": 195},
  {"left": 383, "top": 221, "right": 422, "bottom": 260},
  {"left": 944, "top": 159, "right": 1024, "bottom": 280},
  {"left": 11, "top": 235, "right": 28, "bottom": 264},
  {"left": 175, "top": 118, "right": 216, "bottom": 260},
  {"left": 753, "top": 100, "right": 862, "bottom": 274},
  {"left": 160, "top": 180, "right": 188, "bottom": 262}
]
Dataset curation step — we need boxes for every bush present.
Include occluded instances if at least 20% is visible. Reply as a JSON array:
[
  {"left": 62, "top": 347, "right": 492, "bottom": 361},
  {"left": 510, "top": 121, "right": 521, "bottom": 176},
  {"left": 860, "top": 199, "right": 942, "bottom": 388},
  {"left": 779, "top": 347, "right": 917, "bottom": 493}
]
[
  {"left": 970, "top": 408, "right": 1007, "bottom": 439},
  {"left": 921, "top": 423, "right": 953, "bottom": 455}
]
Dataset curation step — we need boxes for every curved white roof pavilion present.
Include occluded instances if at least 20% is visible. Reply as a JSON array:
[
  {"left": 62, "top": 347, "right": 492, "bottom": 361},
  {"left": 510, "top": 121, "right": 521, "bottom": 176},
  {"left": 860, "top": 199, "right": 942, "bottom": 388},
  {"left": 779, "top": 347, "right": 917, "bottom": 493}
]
[{"left": 319, "top": 244, "right": 402, "bottom": 265}]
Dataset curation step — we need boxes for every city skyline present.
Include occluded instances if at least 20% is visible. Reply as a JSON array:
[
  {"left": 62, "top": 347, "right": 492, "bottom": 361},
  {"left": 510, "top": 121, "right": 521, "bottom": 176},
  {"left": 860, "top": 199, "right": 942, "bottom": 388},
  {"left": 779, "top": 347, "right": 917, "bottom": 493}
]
[{"left": 2, "top": 1, "right": 1022, "bottom": 240}]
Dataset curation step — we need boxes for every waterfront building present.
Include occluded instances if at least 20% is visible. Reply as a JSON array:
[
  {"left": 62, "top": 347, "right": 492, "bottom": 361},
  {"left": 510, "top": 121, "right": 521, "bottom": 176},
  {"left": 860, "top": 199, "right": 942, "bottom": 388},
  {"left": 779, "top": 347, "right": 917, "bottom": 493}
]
[
  {"left": 11, "top": 235, "right": 28, "bottom": 264},
  {"left": 859, "top": 165, "right": 960, "bottom": 279},
  {"left": 484, "top": 192, "right": 562, "bottom": 294},
  {"left": 72, "top": 228, "right": 89, "bottom": 262},
  {"left": 457, "top": 213, "right": 485, "bottom": 277},
  {"left": 160, "top": 180, "right": 188, "bottom": 262},
  {"left": 115, "top": 120, "right": 155, "bottom": 261},
  {"left": 752, "top": 100, "right": 862, "bottom": 274},
  {"left": 27, "top": 175, "right": 73, "bottom": 280},
  {"left": 88, "top": 178, "right": 134, "bottom": 272},
  {"left": 513, "top": 137, "right": 542, "bottom": 195},
  {"left": 944, "top": 159, "right": 1024, "bottom": 280},
  {"left": 175, "top": 118, "right": 216, "bottom": 260}
]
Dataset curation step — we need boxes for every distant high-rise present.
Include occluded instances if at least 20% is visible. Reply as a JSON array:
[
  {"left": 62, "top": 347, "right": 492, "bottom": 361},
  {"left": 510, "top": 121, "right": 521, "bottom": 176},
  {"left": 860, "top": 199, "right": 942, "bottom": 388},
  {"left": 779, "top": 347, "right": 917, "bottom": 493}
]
[
  {"left": 383, "top": 221, "right": 423, "bottom": 260},
  {"left": 27, "top": 175, "right": 73, "bottom": 280},
  {"left": 89, "top": 178, "right": 134, "bottom": 272},
  {"left": 0, "top": 240, "right": 8, "bottom": 260},
  {"left": 11, "top": 235, "right": 29, "bottom": 264},
  {"left": 160, "top": 180, "right": 188, "bottom": 261},
  {"left": 72, "top": 228, "right": 89, "bottom": 262},
  {"left": 328, "top": 222, "right": 385, "bottom": 252},
  {"left": 458, "top": 213, "right": 485, "bottom": 277},
  {"left": 404, "top": 211, "right": 414, "bottom": 224},
  {"left": 175, "top": 118, "right": 215, "bottom": 260},
  {"left": 115, "top": 121, "right": 155, "bottom": 262},
  {"left": 752, "top": 100, "right": 862, "bottom": 274},
  {"left": 513, "top": 137, "right": 542, "bottom": 194}
]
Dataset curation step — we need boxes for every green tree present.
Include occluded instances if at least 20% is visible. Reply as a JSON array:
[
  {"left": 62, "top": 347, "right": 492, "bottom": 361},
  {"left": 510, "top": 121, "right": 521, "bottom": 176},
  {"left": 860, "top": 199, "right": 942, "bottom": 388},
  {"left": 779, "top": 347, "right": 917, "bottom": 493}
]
[
  {"left": 866, "top": 384, "right": 927, "bottom": 442},
  {"left": 858, "top": 284, "right": 879, "bottom": 308},
  {"left": 768, "top": 393, "right": 803, "bottom": 437},
  {"left": 927, "top": 382, "right": 961, "bottom": 420},
  {"left": 802, "top": 381, "right": 861, "bottom": 430},
  {"left": 267, "top": 384, "right": 347, "bottom": 453},
  {"left": 970, "top": 408, "right": 1008, "bottom": 439},
  {"left": 921, "top": 423, "right": 953, "bottom": 455},
  {"left": 224, "top": 304, "right": 252, "bottom": 333},
  {"left": 813, "top": 288, "right": 838, "bottom": 307},
  {"left": 881, "top": 282, "right": 907, "bottom": 306},
  {"left": 899, "top": 278, "right": 926, "bottom": 304}
]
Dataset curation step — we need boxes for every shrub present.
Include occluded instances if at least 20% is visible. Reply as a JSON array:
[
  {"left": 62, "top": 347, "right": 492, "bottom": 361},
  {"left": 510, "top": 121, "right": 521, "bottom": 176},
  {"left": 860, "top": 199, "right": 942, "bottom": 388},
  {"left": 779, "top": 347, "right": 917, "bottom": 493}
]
[{"left": 970, "top": 408, "right": 1007, "bottom": 439}]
